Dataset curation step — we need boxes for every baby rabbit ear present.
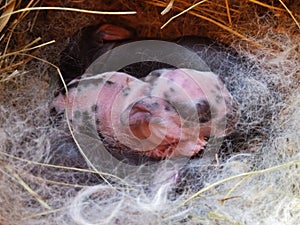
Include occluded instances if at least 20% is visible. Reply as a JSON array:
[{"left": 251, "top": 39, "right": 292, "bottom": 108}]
[{"left": 97, "top": 24, "right": 134, "bottom": 41}]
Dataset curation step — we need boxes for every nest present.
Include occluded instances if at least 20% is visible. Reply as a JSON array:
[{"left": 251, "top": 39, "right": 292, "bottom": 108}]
[{"left": 0, "top": 0, "right": 299, "bottom": 224}]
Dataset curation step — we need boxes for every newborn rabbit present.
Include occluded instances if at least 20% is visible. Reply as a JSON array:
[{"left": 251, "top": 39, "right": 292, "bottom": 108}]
[{"left": 51, "top": 23, "right": 239, "bottom": 165}]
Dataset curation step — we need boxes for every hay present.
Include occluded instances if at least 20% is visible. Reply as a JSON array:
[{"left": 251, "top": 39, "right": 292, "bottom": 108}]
[{"left": 0, "top": 0, "right": 299, "bottom": 224}]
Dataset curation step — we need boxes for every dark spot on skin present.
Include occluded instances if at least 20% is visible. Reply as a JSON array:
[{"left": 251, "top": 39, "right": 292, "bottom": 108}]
[
  {"left": 164, "top": 92, "right": 170, "bottom": 99},
  {"left": 151, "top": 102, "right": 159, "bottom": 108},
  {"left": 169, "top": 87, "right": 175, "bottom": 92},
  {"left": 122, "top": 87, "right": 131, "bottom": 96},
  {"left": 91, "top": 104, "right": 98, "bottom": 112},
  {"left": 141, "top": 101, "right": 152, "bottom": 110},
  {"left": 106, "top": 80, "right": 114, "bottom": 85},
  {"left": 196, "top": 100, "right": 212, "bottom": 123},
  {"left": 164, "top": 104, "right": 176, "bottom": 112}
]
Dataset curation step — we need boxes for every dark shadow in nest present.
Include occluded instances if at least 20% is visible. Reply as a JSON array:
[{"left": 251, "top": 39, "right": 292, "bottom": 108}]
[{"left": 38, "top": 135, "right": 103, "bottom": 187}]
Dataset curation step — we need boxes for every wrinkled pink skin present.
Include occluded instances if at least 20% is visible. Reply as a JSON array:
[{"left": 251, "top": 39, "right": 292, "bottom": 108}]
[
  {"left": 117, "top": 96, "right": 207, "bottom": 158},
  {"left": 53, "top": 69, "right": 238, "bottom": 159},
  {"left": 145, "top": 68, "right": 236, "bottom": 137}
]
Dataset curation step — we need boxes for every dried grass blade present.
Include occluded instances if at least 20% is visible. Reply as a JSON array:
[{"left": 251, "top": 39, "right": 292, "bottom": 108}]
[
  {"left": 0, "top": 6, "right": 136, "bottom": 20},
  {"left": 161, "top": 0, "right": 175, "bottom": 15},
  {"left": 6, "top": 165, "right": 52, "bottom": 210},
  {"left": 0, "top": 0, "right": 16, "bottom": 33},
  {"left": 161, "top": 0, "right": 209, "bottom": 29},
  {"left": 278, "top": 0, "right": 300, "bottom": 30}
]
